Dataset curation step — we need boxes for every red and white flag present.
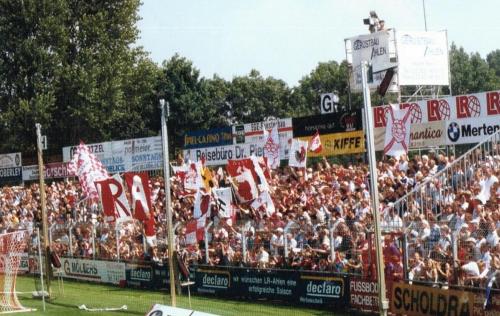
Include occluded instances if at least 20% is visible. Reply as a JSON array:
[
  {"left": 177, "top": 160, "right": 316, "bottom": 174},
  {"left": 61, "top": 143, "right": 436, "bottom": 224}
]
[
  {"left": 186, "top": 214, "right": 206, "bottom": 245},
  {"left": 193, "top": 190, "right": 211, "bottom": 219},
  {"left": 67, "top": 143, "right": 109, "bottom": 201},
  {"left": 309, "top": 130, "right": 322, "bottom": 154},
  {"left": 263, "top": 125, "right": 281, "bottom": 169},
  {"left": 384, "top": 104, "right": 412, "bottom": 158},
  {"left": 288, "top": 139, "right": 308, "bottom": 168},
  {"left": 184, "top": 161, "right": 203, "bottom": 191},
  {"left": 213, "top": 187, "right": 233, "bottom": 218},
  {"left": 251, "top": 190, "right": 275, "bottom": 217},
  {"left": 124, "top": 173, "right": 156, "bottom": 241},
  {"left": 226, "top": 159, "right": 259, "bottom": 202},
  {"left": 94, "top": 174, "right": 132, "bottom": 222}
]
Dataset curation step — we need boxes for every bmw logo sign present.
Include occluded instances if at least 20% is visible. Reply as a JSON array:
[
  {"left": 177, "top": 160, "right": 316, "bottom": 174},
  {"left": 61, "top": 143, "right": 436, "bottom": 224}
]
[{"left": 447, "top": 122, "right": 460, "bottom": 142}]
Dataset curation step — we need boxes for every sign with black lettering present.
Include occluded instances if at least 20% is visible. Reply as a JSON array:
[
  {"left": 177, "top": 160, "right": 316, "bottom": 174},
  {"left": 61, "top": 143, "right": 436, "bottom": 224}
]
[
  {"left": 293, "top": 110, "right": 362, "bottom": 137},
  {"left": 0, "top": 152, "right": 22, "bottom": 185},
  {"left": 391, "top": 282, "right": 474, "bottom": 316},
  {"left": 320, "top": 93, "right": 338, "bottom": 114}
]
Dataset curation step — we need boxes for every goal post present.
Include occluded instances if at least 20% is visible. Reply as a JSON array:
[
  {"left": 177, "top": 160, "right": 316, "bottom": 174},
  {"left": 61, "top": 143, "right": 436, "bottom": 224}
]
[{"left": 0, "top": 230, "right": 35, "bottom": 313}]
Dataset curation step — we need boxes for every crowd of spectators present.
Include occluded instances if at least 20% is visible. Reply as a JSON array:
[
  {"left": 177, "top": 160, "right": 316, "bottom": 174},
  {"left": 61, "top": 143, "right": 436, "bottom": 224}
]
[{"left": 0, "top": 148, "right": 498, "bottom": 290}]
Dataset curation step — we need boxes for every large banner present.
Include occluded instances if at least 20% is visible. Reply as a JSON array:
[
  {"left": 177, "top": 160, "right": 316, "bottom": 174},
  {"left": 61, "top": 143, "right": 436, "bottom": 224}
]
[
  {"left": 183, "top": 127, "right": 233, "bottom": 149},
  {"left": 0, "top": 152, "right": 22, "bottom": 185},
  {"left": 391, "top": 282, "right": 473, "bottom": 316},
  {"left": 298, "top": 131, "right": 365, "bottom": 156},
  {"left": 373, "top": 90, "right": 500, "bottom": 149},
  {"left": 232, "top": 118, "right": 293, "bottom": 160},
  {"left": 292, "top": 110, "right": 362, "bottom": 137},
  {"left": 61, "top": 257, "right": 125, "bottom": 285},
  {"left": 195, "top": 266, "right": 348, "bottom": 308},
  {"left": 22, "top": 162, "right": 72, "bottom": 181},
  {"left": 396, "top": 30, "right": 450, "bottom": 86},
  {"left": 183, "top": 142, "right": 266, "bottom": 166},
  {"left": 62, "top": 136, "right": 163, "bottom": 173}
]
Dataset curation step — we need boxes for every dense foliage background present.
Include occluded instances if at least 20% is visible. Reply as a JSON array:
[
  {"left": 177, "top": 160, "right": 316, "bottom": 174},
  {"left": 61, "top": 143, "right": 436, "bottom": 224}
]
[{"left": 1, "top": 0, "right": 499, "bottom": 159}]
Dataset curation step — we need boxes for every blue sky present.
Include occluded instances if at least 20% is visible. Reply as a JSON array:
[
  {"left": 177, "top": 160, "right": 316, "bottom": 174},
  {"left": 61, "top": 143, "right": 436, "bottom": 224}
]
[{"left": 137, "top": 0, "right": 500, "bottom": 86}]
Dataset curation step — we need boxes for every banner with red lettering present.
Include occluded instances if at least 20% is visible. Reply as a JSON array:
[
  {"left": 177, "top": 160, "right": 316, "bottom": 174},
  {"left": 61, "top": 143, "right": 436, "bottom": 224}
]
[{"left": 372, "top": 90, "right": 500, "bottom": 150}]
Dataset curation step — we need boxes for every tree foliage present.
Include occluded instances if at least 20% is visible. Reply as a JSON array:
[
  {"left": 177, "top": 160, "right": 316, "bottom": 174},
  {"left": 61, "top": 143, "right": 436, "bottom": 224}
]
[{"left": 1, "top": 3, "right": 500, "bottom": 159}]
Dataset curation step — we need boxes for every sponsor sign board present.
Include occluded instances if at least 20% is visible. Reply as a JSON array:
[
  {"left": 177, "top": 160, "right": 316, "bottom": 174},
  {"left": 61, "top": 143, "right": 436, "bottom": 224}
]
[
  {"left": 194, "top": 267, "right": 348, "bottom": 307},
  {"left": 62, "top": 136, "right": 163, "bottom": 173},
  {"left": 446, "top": 117, "right": 499, "bottom": 145},
  {"left": 61, "top": 258, "right": 125, "bottom": 285},
  {"left": 231, "top": 118, "right": 293, "bottom": 160},
  {"left": 125, "top": 263, "right": 154, "bottom": 288},
  {"left": 22, "top": 162, "right": 72, "bottom": 181},
  {"left": 183, "top": 127, "right": 233, "bottom": 149},
  {"left": 298, "top": 131, "right": 365, "bottom": 156},
  {"left": 183, "top": 142, "right": 269, "bottom": 166},
  {"left": 292, "top": 110, "right": 362, "bottom": 137},
  {"left": 372, "top": 90, "right": 500, "bottom": 149},
  {"left": 349, "top": 278, "right": 379, "bottom": 312},
  {"left": 320, "top": 93, "right": 338, "bottom": 114},
  {"left": 397, "top": 31, "right": 450, "bottom": 86},
  {"left": 391, "top": 282, "right": 473, "bottom": 316},
  {"left": 0, "top": 152, "right": 22, "bottom": 184},
  {"left": 346, "top": 29, "right": 399, "bottom": 92},
  {"left": 297, "top": 275, "right": 346, "bottom": 307}
]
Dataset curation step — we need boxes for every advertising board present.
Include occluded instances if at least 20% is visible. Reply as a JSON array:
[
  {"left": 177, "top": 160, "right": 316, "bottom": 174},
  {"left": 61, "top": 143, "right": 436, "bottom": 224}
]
[
  {"left": 298, "top": 131, "right": 365, "bottom": 156},
  {"left": 391, "top": 282, "right": 473, "bottom": 316},
  {"left": 62, "top": 136, "right": 163, "bottom": 173},
  {"left": 22, "top": 162, "right": 72, "bottom": 182},
  {"left": 396, "top": 30, "right": 450, "bottom": 86},
  {"left": 0, "top": 152, "right": 22, "bottom": 184},
  {"left": 292, "top": 110, "right": 362, "bottom": 137},
  {"left": 61, "top": 258, "right": 125, "bottom": 285},
  {"left": 183, "top": 127, "right": 233, "bottom": 149},
  {"left": 183, "top": 142, "right": 267, "bottom": 166}
]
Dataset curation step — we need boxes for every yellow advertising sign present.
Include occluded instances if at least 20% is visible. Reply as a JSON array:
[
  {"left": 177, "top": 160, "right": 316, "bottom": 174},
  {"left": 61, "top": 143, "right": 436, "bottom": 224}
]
[
  {"left": 391, "top": 282, "right": 474, "bottom": 316},
  {"left": 299, "top": 131, "right": 365, "bottom": 157}
]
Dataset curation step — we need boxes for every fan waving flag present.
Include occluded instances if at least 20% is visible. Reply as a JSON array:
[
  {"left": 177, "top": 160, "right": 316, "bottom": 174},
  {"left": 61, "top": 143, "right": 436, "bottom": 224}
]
[
  {"left": 263, "top": 125, "right": 281, "bottom": 169},
  {"left": 251, "top": 190, "right": 276, "bottom": 217},
  {"left": 226, "top": 159, "right": 259, "bottom": 202},
  {"left": 384, "top": 104, "right": 412, "bottom": 158},
  {"left": 288, "top": 139, "right": 308, "bottom": 168},
  {"left": 309, "top": 130, "right": 322, "bottom": 154},
  {"left": 94, "top": 174, "right": 132, "bottom": 222},
  {"left": 67, "top": 143, "right": 109, "bottom": 201}
]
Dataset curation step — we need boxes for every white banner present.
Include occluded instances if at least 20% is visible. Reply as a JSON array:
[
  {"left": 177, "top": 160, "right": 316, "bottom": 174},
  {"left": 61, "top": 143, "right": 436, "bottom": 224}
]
[
  {"left": 397, "top": 30, "right": 450, "bottom": 86},
  {"left": 183, "top": 142, "right": 265, "bottom": 166},
  {"left": 349, "top": 31, "right": 393, "bottom": 73},
  {"left": 232, "top": 118, "right": 292, "bottom": 160},
  {"left": 0, "top": 153, "right": 22, "bottom": 169},
  {"left": 22, "top": 162, "right": 71, "bottom": 181},
  {"left": 61, "top": 257, "right": 125, "bottom": 285},
  {"left": 446, "top": 117, "right": 500, "bottom": 145},
  {"left": 62, "top": 136, "right": 163, "bottom": 173}
]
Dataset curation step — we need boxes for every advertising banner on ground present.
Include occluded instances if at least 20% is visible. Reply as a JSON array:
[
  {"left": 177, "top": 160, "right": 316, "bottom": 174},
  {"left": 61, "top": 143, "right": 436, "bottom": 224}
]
[
  {"left": 292, "top": 110, "right": 362, "bottom": 137},
  {"left": 396, "top": 30, "right": 450, "bottom": 86},
  {"left": 349, "top": 278, "right": 379, "bottom": 313},
  {"left": 61, "top": 258, "right": 125, "bottom": 285},
  {"left": 183, "top": 127, "right": 233, "bottom": 149},
  {"left": 391, "top": 282, "right": 473, "bottom": 316},
  {"left": 62, "top": 136, "right": 163, "bottom": 173},
  {"left": 22, "top": 162, "right": 72, "bottom": 182},
  {"left": 125, "top": 263, "right": 154, "bottom": 288},
  {"left": 195, "top": 266, "right": 348, "bottom": 308},
  {"left": 0, "top": 152, "right": 22, "bottom": 184}
]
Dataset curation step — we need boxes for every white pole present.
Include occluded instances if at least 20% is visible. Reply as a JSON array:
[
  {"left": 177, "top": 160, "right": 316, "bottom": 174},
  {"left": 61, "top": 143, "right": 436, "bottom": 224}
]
[
  {"left": 91, "top": 223, "right": 96, "bottom": 260},
  {"left": 160, "top": 99, "right": 177, "bottom": 306},
  {"left": 361, "top": 61, "right": 389, "bottom": 316},
  {"left": 37, "top": 228, "right": 46, "bottom": 311}
]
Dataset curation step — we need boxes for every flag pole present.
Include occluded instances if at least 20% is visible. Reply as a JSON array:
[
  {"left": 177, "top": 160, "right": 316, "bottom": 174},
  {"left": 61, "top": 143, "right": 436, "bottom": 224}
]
[
  {"left": 361, "top": 61, "right": 389, "bottom": 316},
  {"left": 35, "top": 123, "right": 51, "bottom": 296},
  {"left": 160, "top": 99, "right": 176, "bottom": 306}
]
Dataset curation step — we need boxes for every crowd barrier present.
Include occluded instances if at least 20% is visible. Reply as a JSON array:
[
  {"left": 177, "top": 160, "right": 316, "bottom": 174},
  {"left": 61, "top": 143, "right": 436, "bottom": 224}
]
[{"left": 16, "top": 256, "right": 500, "bottom": 315}]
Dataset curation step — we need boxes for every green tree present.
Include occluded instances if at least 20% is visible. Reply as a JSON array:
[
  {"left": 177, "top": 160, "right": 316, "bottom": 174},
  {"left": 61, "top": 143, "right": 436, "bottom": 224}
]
[{"left": 486, "top": 49, "right": 500, "bottom": 80}]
